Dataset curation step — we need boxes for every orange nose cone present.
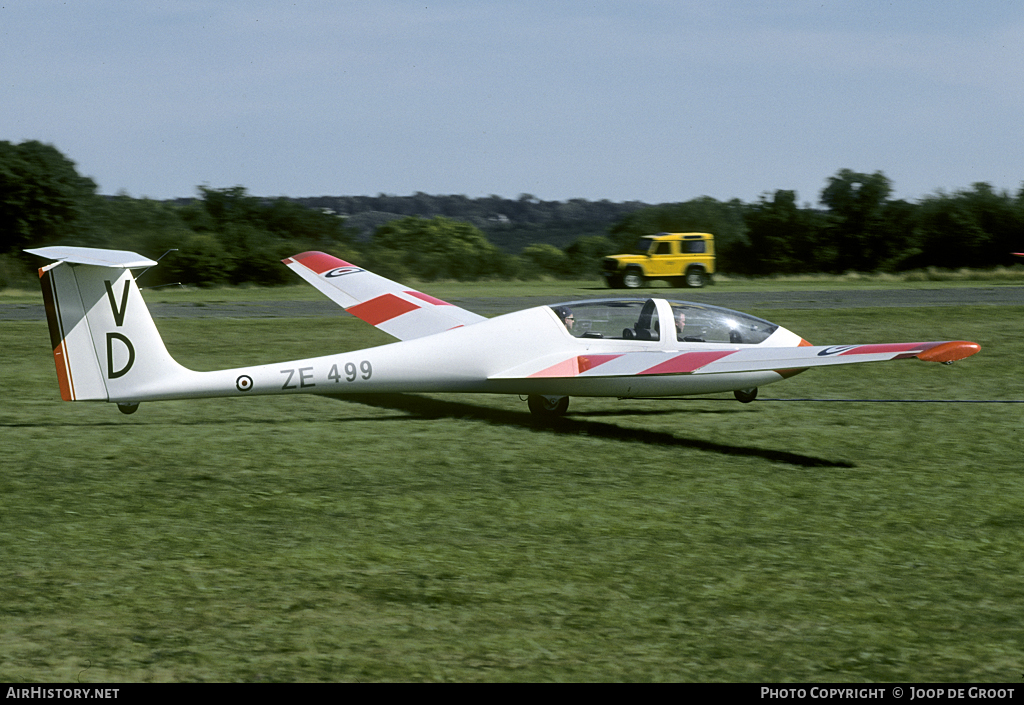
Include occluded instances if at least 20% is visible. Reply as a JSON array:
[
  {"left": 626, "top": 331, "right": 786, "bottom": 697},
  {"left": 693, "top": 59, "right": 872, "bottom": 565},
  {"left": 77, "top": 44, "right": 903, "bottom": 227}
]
[{"left": 917, "top": 341, "right": 981, "bottom": 363}]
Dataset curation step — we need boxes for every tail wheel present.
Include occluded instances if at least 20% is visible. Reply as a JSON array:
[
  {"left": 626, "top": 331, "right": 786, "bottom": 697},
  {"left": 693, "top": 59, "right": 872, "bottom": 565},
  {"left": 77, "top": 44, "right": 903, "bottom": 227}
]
[
  {"left": 734, "top": 388, "right": 758, "bottom": 404},
  {"left": 527, "top": 395, "right": 570, "bottom": 418},
  {"left": 117, "top": 403, "right": 140, "bottom": 415}
]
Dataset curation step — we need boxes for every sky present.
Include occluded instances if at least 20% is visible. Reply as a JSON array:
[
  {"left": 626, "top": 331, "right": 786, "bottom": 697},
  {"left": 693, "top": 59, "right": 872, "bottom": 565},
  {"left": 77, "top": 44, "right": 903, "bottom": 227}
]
[{"left": 3, "top": 1, "right": 1023, "bottom": 205}]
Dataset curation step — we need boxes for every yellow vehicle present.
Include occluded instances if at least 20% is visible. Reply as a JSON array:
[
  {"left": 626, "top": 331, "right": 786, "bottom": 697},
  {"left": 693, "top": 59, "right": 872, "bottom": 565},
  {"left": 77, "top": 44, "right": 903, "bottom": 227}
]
[{"left": 601, "top": 232, "right": 715, "bottom": 289}]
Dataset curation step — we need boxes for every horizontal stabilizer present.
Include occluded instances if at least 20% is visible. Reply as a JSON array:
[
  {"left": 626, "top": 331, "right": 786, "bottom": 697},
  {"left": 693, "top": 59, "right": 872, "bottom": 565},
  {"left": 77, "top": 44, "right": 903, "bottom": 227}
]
[{"left": 25, "top": 246, "right": 158, "bottom": 268}]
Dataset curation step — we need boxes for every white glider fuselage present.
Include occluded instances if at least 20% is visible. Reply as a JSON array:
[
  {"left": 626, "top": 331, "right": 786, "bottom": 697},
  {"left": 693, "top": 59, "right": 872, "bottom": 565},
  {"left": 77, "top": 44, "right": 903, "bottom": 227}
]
[{"left": 114, "top": 304, "right": 797, "bottom": 403}]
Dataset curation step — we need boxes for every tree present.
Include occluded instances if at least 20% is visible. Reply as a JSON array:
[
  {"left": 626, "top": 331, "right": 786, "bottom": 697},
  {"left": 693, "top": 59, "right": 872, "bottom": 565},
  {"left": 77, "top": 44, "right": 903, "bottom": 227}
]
[
  {"left": 914, "top": 183, "right": 1022, "bottom": 269},
  {"left": 177, "top": 186, "right": 358, "bottom": 284},
  {"left": 166, "top": 233, "right": 232, "bottom": 287},
  {"left": 520, "top": 243, "right": 569, "bottom": 277},
  {"left": 742, "top": 190, "right": 825, "bottom": 274},
  {"left": 819, "top": 169, "right": 893, "bottom": 272},
  {"left": 370, "top": 216, "right": 506, "bottom": 281},
  {"left": 873, "top": 198, "right": 918, "bottom": 271},
  {"left": 0, "top": 140, "right": 98, "bottom": 253},
  {"left": 563, "top": 235, "right": 616, "bottom": 277}
]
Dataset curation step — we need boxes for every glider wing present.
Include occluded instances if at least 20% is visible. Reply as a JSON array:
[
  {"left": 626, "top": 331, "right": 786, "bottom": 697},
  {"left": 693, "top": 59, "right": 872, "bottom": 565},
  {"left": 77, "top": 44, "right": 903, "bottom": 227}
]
[
  {"left": 283, "top": 251, "right": 486, "bottom": 340},
  {"left": 491, "top": 341, "right": 981, "bottom": 380}
]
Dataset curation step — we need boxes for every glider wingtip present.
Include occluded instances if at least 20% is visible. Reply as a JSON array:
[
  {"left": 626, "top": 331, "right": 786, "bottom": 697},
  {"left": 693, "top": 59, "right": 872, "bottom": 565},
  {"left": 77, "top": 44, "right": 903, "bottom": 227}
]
[
  {"left": 283, "top": 251, "right": 355, "bottom": 272},
  {"left": 917, "top": 341, "right": 981, "bottom": 363},
  {"left": 283, "top": 251, "right": 324, "bottom": 264}
]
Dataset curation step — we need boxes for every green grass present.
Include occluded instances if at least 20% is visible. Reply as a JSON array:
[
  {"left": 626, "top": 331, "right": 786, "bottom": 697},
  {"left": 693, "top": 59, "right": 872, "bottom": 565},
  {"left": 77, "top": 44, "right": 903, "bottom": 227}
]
[{"left": 1, "top": 303, "right": 1023, "bottom": 682}]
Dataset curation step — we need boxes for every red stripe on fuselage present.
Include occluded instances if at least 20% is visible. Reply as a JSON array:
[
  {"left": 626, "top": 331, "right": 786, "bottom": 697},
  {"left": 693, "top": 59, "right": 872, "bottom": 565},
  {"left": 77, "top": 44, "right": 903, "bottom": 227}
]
[{"left": 347, "top": 293, "right": 420, "bottom": 325}]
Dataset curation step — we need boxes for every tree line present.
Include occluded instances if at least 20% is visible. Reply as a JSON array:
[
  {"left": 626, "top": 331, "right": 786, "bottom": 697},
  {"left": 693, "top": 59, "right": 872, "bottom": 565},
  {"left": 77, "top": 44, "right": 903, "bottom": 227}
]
[{"left": 2, "top": 140, "right": 1022, "bottom": 289}]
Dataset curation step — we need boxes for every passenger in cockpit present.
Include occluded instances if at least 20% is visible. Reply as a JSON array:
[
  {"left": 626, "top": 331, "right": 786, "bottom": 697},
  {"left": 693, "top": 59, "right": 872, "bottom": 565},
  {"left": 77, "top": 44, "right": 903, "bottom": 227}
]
[
  {"left": 675, "top": 311, "right": 686, "bottom": 339},
  {"left": 676, "top": 309, "right": 706, "bottom": 342}
]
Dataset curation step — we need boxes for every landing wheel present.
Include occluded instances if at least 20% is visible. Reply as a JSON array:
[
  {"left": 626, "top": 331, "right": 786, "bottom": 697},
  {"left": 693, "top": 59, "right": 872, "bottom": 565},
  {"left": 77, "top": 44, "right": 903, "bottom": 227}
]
[
  {"left": 117, "top": 403, "right": 140, "bottom": 415},
  {"left": 527, "top": 395, "right": 570, "bottom": 419},
  {"left": 734, "top": 388, "right": 758, "bottom": 404}
]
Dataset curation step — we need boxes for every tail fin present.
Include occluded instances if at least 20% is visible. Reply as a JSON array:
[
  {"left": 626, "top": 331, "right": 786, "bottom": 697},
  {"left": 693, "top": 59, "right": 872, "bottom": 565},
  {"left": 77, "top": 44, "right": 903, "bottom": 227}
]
[{"left": 28, "top": 247, "right": 189, "bottom": 404}]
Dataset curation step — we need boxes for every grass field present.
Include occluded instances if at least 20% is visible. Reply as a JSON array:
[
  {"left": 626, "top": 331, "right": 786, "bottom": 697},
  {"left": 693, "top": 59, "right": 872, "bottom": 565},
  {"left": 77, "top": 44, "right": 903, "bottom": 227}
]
[{"left": 1, "top": 298, "right": 1023, "bottom": 682}]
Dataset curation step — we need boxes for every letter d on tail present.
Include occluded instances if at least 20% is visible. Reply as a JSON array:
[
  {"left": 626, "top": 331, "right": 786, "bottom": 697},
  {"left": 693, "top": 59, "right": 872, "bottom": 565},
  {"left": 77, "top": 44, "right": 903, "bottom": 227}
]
[{"left": 106, "top": 332, "right": 135, "bottom": 379}]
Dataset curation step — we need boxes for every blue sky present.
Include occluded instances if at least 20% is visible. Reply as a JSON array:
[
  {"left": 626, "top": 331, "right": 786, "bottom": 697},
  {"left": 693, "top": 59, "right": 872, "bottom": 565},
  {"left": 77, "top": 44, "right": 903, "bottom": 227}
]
[{"left": 3, "top": 1, "right": 1022, "bottom": 205}]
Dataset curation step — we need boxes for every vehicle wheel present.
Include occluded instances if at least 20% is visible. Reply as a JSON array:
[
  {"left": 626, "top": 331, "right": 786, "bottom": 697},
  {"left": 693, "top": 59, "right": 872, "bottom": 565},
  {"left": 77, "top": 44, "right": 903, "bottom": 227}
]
[
  {"left": 684, "top": 268, "right": 706, "bottom": 288},
  {"left": 528, "top": 395, "right": 570, "bottom": 418},
  {"left": 734, "top": 388, "right": 758, "bottom": 404},
  {"left": 622, "top": 270, "right": 645, "bottom": 289}
]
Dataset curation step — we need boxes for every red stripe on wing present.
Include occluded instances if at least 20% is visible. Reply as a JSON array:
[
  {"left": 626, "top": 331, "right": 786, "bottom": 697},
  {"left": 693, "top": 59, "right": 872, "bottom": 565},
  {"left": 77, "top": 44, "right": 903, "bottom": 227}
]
[
  {"left": 640, "top": 351, "right": 736, "bottom": 375},
  {"left": 286, "top": 251, "right": 355, "bottom": 274},
  {"left": 578, "top": 354, "right": 623, "bottom": 374},
  {"left": 839, "top": 343, "right": 925, "bottom": 359},
  {"left": 347, "top": 293, "right": 420, "bottom": 325},
  {"left": 528, "top": 354, "right": 625, "bottom": 379},
  {"left": 405, "top": 290, "right": 453, "bottom": 307},
  {"left": 528, "top": 357, "right": 580, "bottom": 378}
]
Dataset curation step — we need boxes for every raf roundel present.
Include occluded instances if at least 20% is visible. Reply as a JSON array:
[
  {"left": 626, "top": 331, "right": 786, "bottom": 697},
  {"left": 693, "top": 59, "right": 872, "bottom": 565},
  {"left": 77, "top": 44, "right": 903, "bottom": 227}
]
[
  {"left": 325, "top": 266, "right": 364, "bottom": 278},
  {"left": 236, "top": 375, "right": 254, "bottom": 392}
]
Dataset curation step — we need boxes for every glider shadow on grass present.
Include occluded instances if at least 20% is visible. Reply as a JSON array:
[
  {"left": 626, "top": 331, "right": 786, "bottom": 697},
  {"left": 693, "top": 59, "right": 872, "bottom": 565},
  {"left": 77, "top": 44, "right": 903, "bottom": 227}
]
[{"left": 329, "top": 393, "right": 854, "bottom": 469}]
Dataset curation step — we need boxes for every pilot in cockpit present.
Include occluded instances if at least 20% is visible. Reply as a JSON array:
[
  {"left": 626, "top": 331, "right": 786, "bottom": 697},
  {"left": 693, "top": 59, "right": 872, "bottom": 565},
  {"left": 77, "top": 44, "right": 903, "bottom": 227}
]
[{"left": 554, "top": 305, "right": 575, "bottom": 333}]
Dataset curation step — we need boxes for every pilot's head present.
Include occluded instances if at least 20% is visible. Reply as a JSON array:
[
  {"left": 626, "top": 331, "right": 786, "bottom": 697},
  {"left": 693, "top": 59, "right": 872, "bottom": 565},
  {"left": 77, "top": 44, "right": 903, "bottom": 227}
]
[{"left": 554, "top": 306, "right": 574, "bottom": 329}]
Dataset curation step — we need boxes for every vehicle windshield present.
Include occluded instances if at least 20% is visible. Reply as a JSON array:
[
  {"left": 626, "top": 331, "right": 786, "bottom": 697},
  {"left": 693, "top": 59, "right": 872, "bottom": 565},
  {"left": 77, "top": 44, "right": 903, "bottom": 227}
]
[{"left": 548, "top": 299, "right": 778, "bottom": 344}]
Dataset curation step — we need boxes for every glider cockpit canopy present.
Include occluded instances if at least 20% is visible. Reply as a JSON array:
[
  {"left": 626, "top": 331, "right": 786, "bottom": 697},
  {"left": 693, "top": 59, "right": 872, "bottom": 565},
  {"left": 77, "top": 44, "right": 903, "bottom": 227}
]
[{"left": 548, "top": 298, "right": 779, "bottom": 345}]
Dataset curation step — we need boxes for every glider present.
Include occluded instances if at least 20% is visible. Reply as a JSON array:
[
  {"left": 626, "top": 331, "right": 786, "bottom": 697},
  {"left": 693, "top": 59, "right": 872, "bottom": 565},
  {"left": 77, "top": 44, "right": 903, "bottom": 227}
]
[{"left": 25, "top": 246, "right": 981, "bottom": 419}]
